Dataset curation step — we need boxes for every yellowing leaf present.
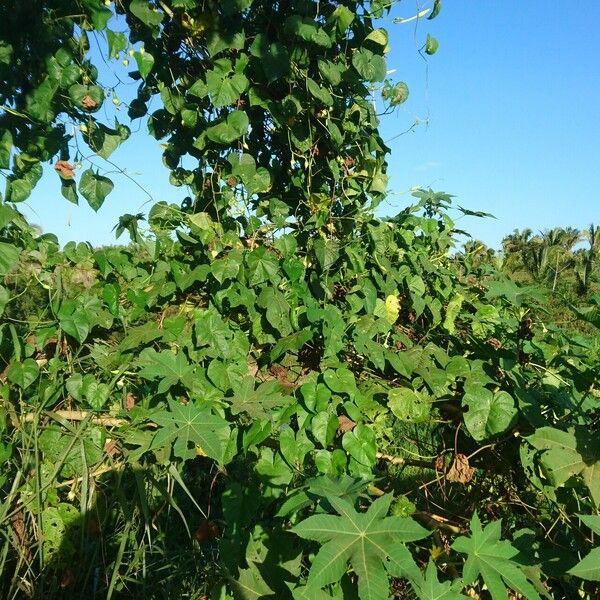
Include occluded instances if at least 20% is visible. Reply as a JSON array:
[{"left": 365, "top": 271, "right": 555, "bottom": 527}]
[
  {"left": 385, "top": 294, "right": 400, "bottom": 324},
  {"left": 430, "top": 545, "right": 444, "bottom": 561}
]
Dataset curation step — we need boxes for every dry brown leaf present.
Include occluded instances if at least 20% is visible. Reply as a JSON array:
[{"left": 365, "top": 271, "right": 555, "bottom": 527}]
[
  {"left": 54, "top": 160, "right": 75, "bottom": 178},
  {"left": 446, "top": 453, "right": 475, "bottom": 484},
  {"left": 434, "top": 454, "right": 445, "bottom": 472},
  {"left": 103, "top": 439, "right": 120, "bottom": 459},
  {"left": 487, "top": 337, "right": 503, "bottom": 350},
  {"left": 60, "top": 568, "right": 75, "bottom": 589},
  {"left": 11, "top": 510, "right": 31, "bottom": 563},
  {"left": 125, "top": 392, "right": 136, "bottom": 411},
  {"left": 269, "top": 364, "right": 296, "bottom": 391},
  {"left": 193, "top": 519, "right": 219, "bottom": 542},
  {"left": 337, "top": 415, "right": 356, "bottom": 433},
  {"left": 81, "top": 95, "right": 98, "bottom": 109}
]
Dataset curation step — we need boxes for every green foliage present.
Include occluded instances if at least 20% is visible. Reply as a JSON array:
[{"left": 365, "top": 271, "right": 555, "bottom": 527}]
[
  {"left": 293, "top": 494, "right": 428, "bottom": 597},
  {"left": 452, "top": 514, "right": 542, "bottom": 600},
  {"left": 569, "top": 515, "right": 600, "bottom": 581},
  {"left": 1, "top": 2, "right": 600, "bottom": 600}
]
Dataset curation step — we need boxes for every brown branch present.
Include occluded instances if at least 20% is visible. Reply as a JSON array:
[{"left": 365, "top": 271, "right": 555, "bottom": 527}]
[
  {"left": 376, "top": 452, "right": 436, "bottom": 470},
  {"left": 413, "top": 511, "right": 466, "bottom": 535},
  {"left": 20, "top": 410, "right": 156, "bottom": 429}
]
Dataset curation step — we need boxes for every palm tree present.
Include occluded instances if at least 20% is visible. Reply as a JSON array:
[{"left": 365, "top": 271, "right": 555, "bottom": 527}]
[
  {"left": 460, "top": 239, "right": 498, "bottom": 273},
  {"left": 501, "top": 228, "right": 534, "bottom": 275},
  {"left": 575, "top": 224, "right": 599, "bottom": 295},
  {"left": 541, "top": 227, "right": 580, "bottom": 291}
]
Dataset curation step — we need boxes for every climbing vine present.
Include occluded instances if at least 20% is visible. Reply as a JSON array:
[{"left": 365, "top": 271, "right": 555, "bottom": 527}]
[{"left": 1, "top": 1, "right": 599, "bottom": 599}]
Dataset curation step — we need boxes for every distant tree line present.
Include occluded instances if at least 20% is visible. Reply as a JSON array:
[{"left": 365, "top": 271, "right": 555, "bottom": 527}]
[{"left": 459, "top": 225, "right": 599, "bottom": 297}]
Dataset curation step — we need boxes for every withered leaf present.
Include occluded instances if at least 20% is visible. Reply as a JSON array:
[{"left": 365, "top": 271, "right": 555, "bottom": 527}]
[
  {"left": 54, "top": 160, "right": 75, "bottom": 179},
  {"left": 193, "top": 519, "right": 219, "bottom": 542},
  {"left": 338, "top": 414, "right": 356, "bottom": 433},
  {"left": 125, "top": 392, "right": 136, "bottom": 411},
  {"left": 446, "top": 453, "right": 475, "bottom": 484},
  {"left": 81, "top": 95, "right": 98, "bottom": 109}
]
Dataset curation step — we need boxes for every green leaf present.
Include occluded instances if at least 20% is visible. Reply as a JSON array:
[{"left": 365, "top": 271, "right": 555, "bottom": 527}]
[
  {"left": 206, "top": 110, "right": 249, "bottom": 144},
  {"left": 134, "top": 50, "right": 155, "bottom": 79},
  {"left": 389, "top": 387, "right": 430, "bottom": 423},
  {"left": 425, "top": 34, "right": 439, "bottom": 55},
  {"left": 138, "top": 348, "right": 195, "bottom": 393},
  {"left": 462, "top": 387, "right": 517, "bottom": 441},
  {"left": 352, "top": 49, "right": 387, "bottom": 82},
  {"left": 0, "top": 242, "right": 19, "bottom": 276},
  {"left": 411, "top": 561, "right": 465, "bottom": 600},
  {"left": 87, "top": 122, "right": 130, "bottom": 159},
  {"left": 83, "top": 378, "right": 111, "bottom": 410},
  {"left": 7, "top": 359, "right": 40, "bottom": 389},
  {"left": 229, "top": 377, "right": 289, "bottom": 419},
  {"left": 107, "top": 30, "right": 128, "bottom": 59},
  {"left": 342, "top": 424, "right": 377, "bottom": 467},
  {"left": 246, "top": 247, "right": 279, "bottom": 285},
  {"left": 527, "top": 426, "right": 600, "bottom": 506},
  {"left": 331, "top": 5, "right": 355, "bottom": 32},
  {"left": 258, "top": 287, "right": 292, "bottom": 336},
  {"left": 59, "top": 309, "right": 91, "bottom": 343},
  {"left": 271, "top": 330, "right": 312, "bottom": 362},
  {"left": 318, "top": 60, "right": 342, "bottom": 86},
  {"left": 578, "top": 514, "right": 600, "bottom": 536},
  {"left": 188, "top": 78, "right": 208, "bottom": 98},
  {"left": 452, "top": 513, "right": 541, "bottom": 600},
  {"left": 0, "top": 42, "right": 12, "bottom": 65},
  {"left": 6, "top": 178, "right": 33, "bottom": 203},
  {"left": 291, "top": 585, "right": 334, "bottom": 600},
  {"left": 151, "top": 399, "right": 229, "bottom": 462},
  {"left": 571, "top": 297, "right": 600, "bottom": 329},
  {"left": 195, "top": 310, "right": 234, "bottom": 358},
  {"left": 130, "top": 0, "right": 163, "bottom": 29},
  {"left": 78, "top": 169, "right": 114, "bottom": 211},
  {"left": 365, "top": 29, "right": 389, "bottom": 47},
  {"left": 230, "top": 562, "right": 275, "bottom": 599},
  {"left": 26, "top": 79, "right": 58, "bottom": 122},
  {"left": 312, "top": 238, "right": 339, "bottom": 271},
  {"left": 119, "top": 322, "right": 162, "bottom": 351},
  {"left": 443, "top": 294, "right": 463, "bottom": 334},
  {"left": 568, "top": 548, "right": 600, "bottom": 581},
  {"left": 0, "top": 129, "right": 12, "bottom": 169},
  {"left": 428, "top": 0, "right": 442, "bottom": 20},
  {"left": 385, "top": 294, "right": 400, "bottom": 324},
  {"left": 61, "top": 179, "right": 78, "bottom": 204},
  {"left": 82, "top": 0, "right": 111, "bottom": 30},
  {"left": 0, "top": 285, "right": 9, "bottom": 317},
  {"left": 307, "top": 78, "right": 333, "bottom": 107},
  {"left": 68, "top": 84, "right": 104, "bottom": 111},
  {"left": 207, "top": 70, "right": 248, "bottom": 107},
  {"left": 323, "top": 368, "right": 357, "bottom": 396},
  {"left": 293, "top": 494, "right": 427, "bottom": 598},
  {"left": 211, "top": 252, "right": 241, "bottom": 283}
]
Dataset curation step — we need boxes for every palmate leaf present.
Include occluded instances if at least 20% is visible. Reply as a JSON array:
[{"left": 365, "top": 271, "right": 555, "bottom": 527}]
[
  {"left": 229, "top": 376, "right": 291, "bottom": 419},
  {"left": 451, "top": 513, "right": 542, "bottom": 600},
  {"left": 151, "top": 399, "right": 230, "bottom": 463},
  {"left": 411, "top": 561, "right": 466, "bottom": 600},
  {"left": 292, "top": 494, "right": 428, "bottom": 598},
  {"left": 137, "top": 347, "right": 195, "bottom": 393}
]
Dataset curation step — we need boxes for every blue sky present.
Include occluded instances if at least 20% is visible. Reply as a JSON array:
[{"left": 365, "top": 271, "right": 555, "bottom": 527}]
[{"left": 19, "top": 1, "right": 600, "bottom": 249}]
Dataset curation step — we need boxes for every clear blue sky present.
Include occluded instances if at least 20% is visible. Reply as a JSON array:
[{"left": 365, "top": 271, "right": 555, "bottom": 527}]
[{"left": 20, "top": 1, "right": 600, "bottom": 249}]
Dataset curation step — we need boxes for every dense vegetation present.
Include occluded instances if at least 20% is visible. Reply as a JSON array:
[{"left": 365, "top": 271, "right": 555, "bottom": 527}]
[{"left": 1, "top": 1, "right": 599, "bottom": 599}]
